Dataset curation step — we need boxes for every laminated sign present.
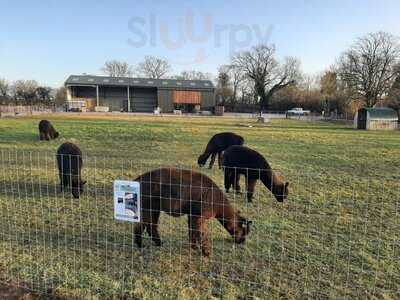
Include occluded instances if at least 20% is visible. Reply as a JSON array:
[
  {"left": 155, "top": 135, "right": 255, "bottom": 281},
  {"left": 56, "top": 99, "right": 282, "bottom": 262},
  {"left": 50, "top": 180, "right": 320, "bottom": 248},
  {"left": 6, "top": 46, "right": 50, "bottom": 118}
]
[{"left": 114, "top": 180, "right": 140, "bottom": 222}]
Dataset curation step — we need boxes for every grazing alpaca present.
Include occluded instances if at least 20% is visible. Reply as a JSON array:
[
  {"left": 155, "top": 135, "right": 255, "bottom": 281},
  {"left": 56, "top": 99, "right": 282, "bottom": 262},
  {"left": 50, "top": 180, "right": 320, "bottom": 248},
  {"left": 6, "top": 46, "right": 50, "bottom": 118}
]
[
  {"left": 38, "top": 120, "right": 59, "bottom": 140},
  {"left": 56, "top": 142, "right": 86, "bottom": 199},
  {"left": 198, "top": 132, "right": 244, "bottom": 169},
  {"left": 222, "top": 145, "right": 289, "bottom": 202},
  {"left": 134, "top": 167, "right": 251, "bottom": 256}
]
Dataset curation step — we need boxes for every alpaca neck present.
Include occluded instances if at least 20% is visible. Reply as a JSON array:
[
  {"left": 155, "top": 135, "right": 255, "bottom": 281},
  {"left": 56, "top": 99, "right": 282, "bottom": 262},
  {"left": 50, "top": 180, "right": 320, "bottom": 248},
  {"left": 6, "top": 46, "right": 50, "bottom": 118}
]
[
  {"left": 216, "top": 202, "right": 236, "bottom": 235},
  {"left": 199, "top": 145, "right": 213, "bottom": 164},
  {"left": 260, "top": 169, "right": 282, "bottom": 195}
]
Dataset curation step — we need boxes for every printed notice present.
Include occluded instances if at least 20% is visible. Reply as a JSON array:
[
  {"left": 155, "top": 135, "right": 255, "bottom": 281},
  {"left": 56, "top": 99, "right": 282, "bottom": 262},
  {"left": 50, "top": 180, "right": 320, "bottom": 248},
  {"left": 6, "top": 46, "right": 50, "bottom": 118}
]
[{"left": 114, "top": 180, "right": 140, "bottom": 222}]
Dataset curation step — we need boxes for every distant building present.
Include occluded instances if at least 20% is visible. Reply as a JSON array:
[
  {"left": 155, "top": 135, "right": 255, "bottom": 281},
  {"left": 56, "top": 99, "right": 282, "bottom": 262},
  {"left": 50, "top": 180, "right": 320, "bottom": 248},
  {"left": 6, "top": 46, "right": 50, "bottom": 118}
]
[
  {"left": 354, "top": 107, "right": 398, "bottom": 130},
  {"left": 64, "top": 75, "right": 215, "bottom": 113}
]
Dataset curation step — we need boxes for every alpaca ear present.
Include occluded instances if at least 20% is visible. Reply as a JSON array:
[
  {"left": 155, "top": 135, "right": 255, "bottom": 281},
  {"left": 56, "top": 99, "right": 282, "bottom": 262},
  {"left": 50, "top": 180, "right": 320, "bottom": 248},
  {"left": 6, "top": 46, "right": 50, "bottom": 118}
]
[
  {"left": 285, "top": 182, "right": 289, "bottom": 188},
  {"left": 82, "top": 180, "right": 87, "bottom": 185},
  {"left": 247, "top": 220, "right": 252, "bottom": 226}
]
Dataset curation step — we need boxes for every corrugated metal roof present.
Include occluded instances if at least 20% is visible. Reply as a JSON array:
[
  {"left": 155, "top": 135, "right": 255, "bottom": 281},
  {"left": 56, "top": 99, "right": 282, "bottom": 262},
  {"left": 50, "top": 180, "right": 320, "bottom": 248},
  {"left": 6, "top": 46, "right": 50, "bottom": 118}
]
[
  {"left": 361, "top": 107, "right": 399, "bottom": 120},
  {"left": 65, "top": 75, "right": 214, "bottom": 90}
]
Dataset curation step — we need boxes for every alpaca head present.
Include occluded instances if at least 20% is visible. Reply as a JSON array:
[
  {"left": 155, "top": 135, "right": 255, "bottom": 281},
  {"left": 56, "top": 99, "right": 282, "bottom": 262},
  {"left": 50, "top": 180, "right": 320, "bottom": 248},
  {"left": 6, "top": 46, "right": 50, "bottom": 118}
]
[
  {"left": 230, "top": 212, "right": 252, "bottom": 244},
  {"left": 274, "top": 182, "right": 289, "bottom": 202},
  {"left": 72, "top": 179, "right": 86, "bottom": 199},
  {"left": 197, "top": 154, "right": 207, "bottom": 167}
]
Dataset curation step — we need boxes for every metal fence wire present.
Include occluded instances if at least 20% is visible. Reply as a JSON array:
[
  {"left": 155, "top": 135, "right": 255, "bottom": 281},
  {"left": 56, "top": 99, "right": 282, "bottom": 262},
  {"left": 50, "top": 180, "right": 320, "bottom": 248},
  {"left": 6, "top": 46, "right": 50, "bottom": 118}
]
[{"left": 0, "top": 149, "right": 398, "bottom": 299}]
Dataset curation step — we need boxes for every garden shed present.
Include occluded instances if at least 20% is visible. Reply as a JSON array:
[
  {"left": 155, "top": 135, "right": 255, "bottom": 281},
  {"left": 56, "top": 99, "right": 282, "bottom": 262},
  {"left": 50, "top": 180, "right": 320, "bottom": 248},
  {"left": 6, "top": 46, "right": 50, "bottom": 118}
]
[{"left": 354, "top": 107, "right": 398, "bottom": 130}]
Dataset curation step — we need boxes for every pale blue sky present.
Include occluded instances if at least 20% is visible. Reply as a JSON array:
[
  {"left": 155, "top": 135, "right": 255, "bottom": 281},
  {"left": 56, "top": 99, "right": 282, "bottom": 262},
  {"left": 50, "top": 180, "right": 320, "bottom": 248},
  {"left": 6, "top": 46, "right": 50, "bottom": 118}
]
[{"left": 0, "top": 0, "right": 399, "bottom": 87}]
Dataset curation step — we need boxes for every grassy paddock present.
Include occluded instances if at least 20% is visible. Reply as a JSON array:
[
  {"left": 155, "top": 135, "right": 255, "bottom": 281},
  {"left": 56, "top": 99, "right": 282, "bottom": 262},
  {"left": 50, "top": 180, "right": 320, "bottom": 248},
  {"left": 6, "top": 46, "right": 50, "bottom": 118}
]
[{"left": 0, "top": 114, "right": 399, "bottom": 299}]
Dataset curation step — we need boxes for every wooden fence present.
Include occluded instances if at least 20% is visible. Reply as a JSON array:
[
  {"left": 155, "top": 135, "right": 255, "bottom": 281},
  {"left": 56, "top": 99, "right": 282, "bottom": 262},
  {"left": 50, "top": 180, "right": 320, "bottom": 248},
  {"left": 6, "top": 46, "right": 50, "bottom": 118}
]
[{"left": 0, "top": 105, "right": 55, "bottom": 117}]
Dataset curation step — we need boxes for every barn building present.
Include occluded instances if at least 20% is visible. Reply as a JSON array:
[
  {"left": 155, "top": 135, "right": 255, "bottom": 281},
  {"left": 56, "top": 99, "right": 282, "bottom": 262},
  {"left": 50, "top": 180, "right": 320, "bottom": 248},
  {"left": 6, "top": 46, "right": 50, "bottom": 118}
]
[
  {"left": 354, "top": 107, "right": 398, "bottom": 130},
  {"left": 64, "top": 75, "right": 215, "bottom": 113}
]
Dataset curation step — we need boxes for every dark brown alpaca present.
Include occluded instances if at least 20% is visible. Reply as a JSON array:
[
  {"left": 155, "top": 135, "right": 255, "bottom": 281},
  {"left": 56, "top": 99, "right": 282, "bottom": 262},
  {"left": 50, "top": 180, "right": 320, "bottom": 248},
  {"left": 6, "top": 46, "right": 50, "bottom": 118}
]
[
  {"left": 38, "top": 120, "right": 59, "bottom": 140},
  {"left": 222, "top": 145, "right": 289, "bottom": 202},
  {"left": 56, "top": 142, "right": 86, "bottom": 199},
  {"left": 133, "top": 167, "right": 251, "bottom": 256},
  {"left": 198, "top": 132, "right": 244, "bottom": 169}
]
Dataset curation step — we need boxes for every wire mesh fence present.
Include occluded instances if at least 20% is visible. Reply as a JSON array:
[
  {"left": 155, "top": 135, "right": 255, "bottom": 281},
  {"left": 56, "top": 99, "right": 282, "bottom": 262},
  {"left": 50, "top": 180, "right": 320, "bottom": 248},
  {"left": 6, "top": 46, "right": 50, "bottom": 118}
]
[{"left": 0, "top": 149, "right": 398, "bottom": 299}]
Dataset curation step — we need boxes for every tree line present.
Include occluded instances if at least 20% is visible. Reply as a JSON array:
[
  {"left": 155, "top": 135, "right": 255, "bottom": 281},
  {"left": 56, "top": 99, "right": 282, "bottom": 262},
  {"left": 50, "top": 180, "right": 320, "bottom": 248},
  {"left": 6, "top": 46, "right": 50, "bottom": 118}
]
[
  {"left": 216, "top": 31, "right": 400, "bottom": 115},
  {"left": 1, "top": 31, "right": 399, "bottom": 114},
  {"left": 0, "top": 79, "right": 66, "bottom": 106},
  {"left": 101, "top": 56, "right": 214, "bottom": 80},
  {"left": 101, "top": 31, "right": 400, "bottom": 115}
]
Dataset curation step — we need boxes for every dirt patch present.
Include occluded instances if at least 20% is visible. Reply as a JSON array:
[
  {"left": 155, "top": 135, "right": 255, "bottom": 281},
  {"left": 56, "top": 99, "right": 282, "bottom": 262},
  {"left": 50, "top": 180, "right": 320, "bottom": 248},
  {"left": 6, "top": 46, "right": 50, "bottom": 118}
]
[
  {"left": 0, "top": 282, "right": 37, "bottom": 299},
  {"left": 0, "top": 282, "right": 66, "bottom": 300}
]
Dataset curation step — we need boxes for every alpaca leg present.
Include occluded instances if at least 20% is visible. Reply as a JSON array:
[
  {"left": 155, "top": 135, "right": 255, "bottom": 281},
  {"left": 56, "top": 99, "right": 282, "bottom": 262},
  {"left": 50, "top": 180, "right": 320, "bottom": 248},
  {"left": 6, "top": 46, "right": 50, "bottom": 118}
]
[
  {"left": 134, "top": 223, "right": 145, "bottom": 248},
  {"left": 61, "top": 174, "right": 69, "bottom": 191},
  {"left": 147, "top": 211, "right": 161, "bottom": 246},
  {"left": 58, "top": 172, "right": 63, "bottom": 191},
  {"left": 39, "top": 133, "right": 44, "bottom": 140},
  {"left": 217, "top": 152, "right": 222, "bottom": 169},
  {"left": 209, "top": 153, "right": 216, "bottom": 169},
  {"left": 188, "top": 216, "right": 200, "bottom": 250},
  {"left": 233, "top": 171, "right": 241, "bottom": 194},
  {"left": 198, "top": 218, "right": 211, "bottom": 256},
  {"left": 45, "top": 133, "right": 50, "bottom": 141},
  {"left": 246, "top": 178, "right": 257, "bottom": 202},
  {"left": 224, "top": 169, "right": 233, "bottom": 192}
]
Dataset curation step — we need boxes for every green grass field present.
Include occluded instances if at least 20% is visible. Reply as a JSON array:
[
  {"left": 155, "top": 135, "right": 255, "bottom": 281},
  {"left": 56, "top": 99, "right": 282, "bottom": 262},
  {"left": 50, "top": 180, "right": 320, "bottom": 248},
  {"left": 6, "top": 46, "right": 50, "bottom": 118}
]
[{"left": 0, "top": 114, "right": 399, "bottom": 299}]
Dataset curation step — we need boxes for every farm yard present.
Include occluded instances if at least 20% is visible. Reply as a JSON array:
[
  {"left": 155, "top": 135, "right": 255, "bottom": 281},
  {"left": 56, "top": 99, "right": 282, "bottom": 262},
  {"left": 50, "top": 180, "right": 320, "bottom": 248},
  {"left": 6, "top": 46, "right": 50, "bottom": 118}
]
[{"left": 0, "top": 114, "right": 399, "bottom": 299}]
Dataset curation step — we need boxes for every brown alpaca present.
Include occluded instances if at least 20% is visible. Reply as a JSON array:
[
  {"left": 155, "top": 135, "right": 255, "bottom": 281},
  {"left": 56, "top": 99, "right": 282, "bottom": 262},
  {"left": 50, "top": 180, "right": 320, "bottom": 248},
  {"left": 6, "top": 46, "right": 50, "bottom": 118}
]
[
  {"left": 133, "top": 167, "right": 251, "bottom": 256},
  {"left": 39, "top": 120, "right": 59, "bottom": 141},
  {"left": 198, "top": 132, "right": 244, "bottom": 169},
  {"left": 56, "top": 142, "right": 86, "bottom": 199},
  {"left": 222, "top": 145, "right": 289, "bottom": 202}
]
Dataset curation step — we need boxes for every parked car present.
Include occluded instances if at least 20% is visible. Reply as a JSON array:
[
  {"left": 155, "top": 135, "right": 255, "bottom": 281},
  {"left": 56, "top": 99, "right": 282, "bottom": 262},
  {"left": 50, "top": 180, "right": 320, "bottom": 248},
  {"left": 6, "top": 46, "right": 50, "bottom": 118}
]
[{"left": 286, "top": 107, "right": 310, "bottom": 117}]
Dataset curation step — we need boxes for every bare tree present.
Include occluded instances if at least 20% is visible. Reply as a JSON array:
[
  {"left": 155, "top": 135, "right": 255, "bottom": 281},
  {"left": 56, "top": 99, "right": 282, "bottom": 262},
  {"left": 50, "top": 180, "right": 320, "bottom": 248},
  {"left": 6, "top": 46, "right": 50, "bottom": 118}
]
[
  {"left": 102, "top": 60, "right": 133, "bottom": 77},
  {"left": 226, "top": 64, "right": 245, "bottom": 105},
  {"left": 55, "top": 87, "right": 67, "bottom": 106},
  {"left": 388, "top": 73, "right": 400, "bottom": 110},
  {"left": 300, "top": 72, "right": 321, "bottom": 91},
  {"left": 338, "top": 32, "right": 400, "bottom": 107},
  {"left": 13, "top": 80, "right": 39, "bottom": 104},
  {"left": 216, "top": 67, "right": 233, "bottom": 105},
  {"left": 174, "top": 70, "right": 213, "bottom": 80},
  {"left": 136, "top": 56, "right": 171, "bottom": 79},
  {"left": 232, "top": 44, "right": 300, "bottom": 112},
  {"left": 0, "top": 78, "right": 9, "bottom": 99},
  {"left": 36, "top": 86, "right": 52, "bottom": 103}
]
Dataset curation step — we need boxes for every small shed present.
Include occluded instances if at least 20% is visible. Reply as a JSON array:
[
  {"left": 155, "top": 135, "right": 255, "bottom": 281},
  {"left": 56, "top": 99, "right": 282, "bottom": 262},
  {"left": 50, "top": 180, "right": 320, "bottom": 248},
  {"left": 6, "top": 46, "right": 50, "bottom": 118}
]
[{"left": 354, "top": 107, "right": 398, "bottom": 130}]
